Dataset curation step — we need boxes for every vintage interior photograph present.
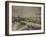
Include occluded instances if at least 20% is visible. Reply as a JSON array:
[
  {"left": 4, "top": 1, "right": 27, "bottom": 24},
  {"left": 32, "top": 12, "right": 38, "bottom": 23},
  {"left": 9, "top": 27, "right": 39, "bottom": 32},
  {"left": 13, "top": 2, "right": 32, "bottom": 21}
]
[{"left": 12, "top": 6, "right": 41, "bottom": 31}]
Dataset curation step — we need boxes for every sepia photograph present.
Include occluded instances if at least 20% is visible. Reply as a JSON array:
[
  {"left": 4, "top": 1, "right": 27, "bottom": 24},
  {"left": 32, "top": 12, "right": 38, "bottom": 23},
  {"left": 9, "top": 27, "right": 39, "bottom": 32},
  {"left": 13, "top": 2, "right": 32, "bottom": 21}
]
[
  {"left": 12, "top": 6, "right": 41, "bottom": 31},
  {"left": 5, "top": 1, "right": 45, "bottom": 36}
]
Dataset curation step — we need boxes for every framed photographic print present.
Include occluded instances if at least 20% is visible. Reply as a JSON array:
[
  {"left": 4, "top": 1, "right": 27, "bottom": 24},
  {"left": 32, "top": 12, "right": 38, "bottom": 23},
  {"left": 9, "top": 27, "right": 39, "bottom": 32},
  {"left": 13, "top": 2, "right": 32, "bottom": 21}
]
[{"left": 5, "top": 1, "right": 45, "bottom": 36}]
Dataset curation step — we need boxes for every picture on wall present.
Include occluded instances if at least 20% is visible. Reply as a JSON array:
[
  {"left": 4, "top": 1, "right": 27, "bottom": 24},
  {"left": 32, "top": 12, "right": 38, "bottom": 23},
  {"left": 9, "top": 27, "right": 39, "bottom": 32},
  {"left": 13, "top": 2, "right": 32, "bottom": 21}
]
[{"left": 5, "top": 1, "right": 45, "bottom": 36}]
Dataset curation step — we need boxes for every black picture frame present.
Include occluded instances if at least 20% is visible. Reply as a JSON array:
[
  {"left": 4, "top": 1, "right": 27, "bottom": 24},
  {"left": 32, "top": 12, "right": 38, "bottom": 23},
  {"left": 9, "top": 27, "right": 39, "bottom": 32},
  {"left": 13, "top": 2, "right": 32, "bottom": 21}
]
[{"left": 5, "top": 1, "right": 45, "bottom": 36}]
